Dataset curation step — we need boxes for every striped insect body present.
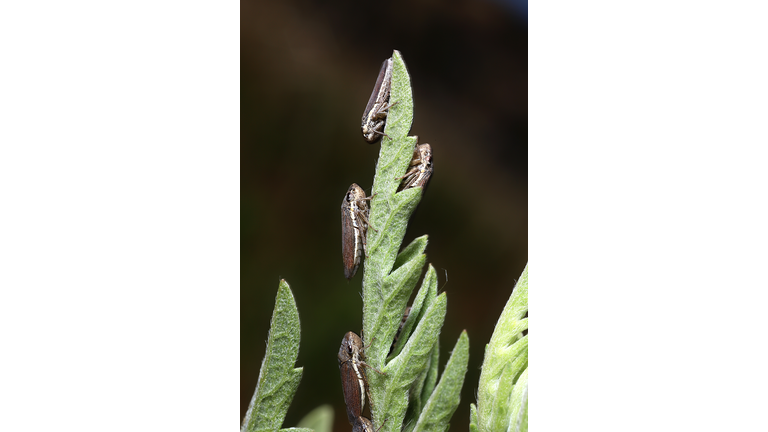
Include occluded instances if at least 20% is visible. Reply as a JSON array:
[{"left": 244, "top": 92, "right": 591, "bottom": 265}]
[
  {"left": 340, "top": 183, "right": 376, "bottom": 280},
  {"left": 361, "top": 57, "right": 396, "bottom": 144},
  {"left": 338, "top": 332, "right": 383, "bottom": 425},
  {"left": 398, "top": 143, "right": 433, "bottom": 191},
  {"left": 338, "top": 332, "right": 367, "bottom": 424}
]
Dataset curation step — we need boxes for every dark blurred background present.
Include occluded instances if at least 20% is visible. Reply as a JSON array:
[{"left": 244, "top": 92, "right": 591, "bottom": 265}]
[{"left": 241, "top": 0, "right": 527, "bottom": 430}]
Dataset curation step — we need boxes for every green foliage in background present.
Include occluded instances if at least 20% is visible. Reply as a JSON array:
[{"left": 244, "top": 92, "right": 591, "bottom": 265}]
[
  {"left": 470, "top": 265, "right": 529, "bottom": 432},
  {"left": 296, "top": 404, "right": 334, "bottom": 432}
]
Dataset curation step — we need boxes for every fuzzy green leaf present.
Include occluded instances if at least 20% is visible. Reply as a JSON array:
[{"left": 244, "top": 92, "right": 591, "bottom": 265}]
[
  {"left": 366, "top": 250, "right": 426, "bottom": 365},
  {"left": 388, "top": 263, "right": 435, "bottom": 360},
  {"left": 475, "top": 265, "right": 528, "bottom": 432},
  {"left": 508, "top": 369, "right": 528, "bottom": 432},
  {"left": 485, "top": 336, "right": 527, "bottom": 431},
  {"left": 404, "top": 337, "right": 439, "bottom": 429},
  {"left": 469, "top": 404, "right": 479, "bottom": 432},
  {"left": 365, "top": 186, "right": 422, "bottom": 286},
  {"left": 412, "top": 330, "right": 470, "bottom": 432},
  {"left": 419, "top": 338, "right": 440, "bottom": 407},
  {"left": 241, "top": 280, "right": 303, "bottom": 432},
  {"left": 355, "top": 50, "right": 466, "bottom": 432},
  {"left": 369, "top": 293, "right": 447, "bottom": 432},
  {"left": 415, "top": 266, "right": 439, "bottom": 326},
  {"left": 392, "top": 235, "right": 428, "bottom": 272},
  {"left": 401, "top": 336, "right": 439, "bottom": 432}
]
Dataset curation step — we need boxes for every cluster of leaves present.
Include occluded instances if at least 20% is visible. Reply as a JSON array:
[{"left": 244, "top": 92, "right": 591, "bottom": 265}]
[
  {"left": 241, "top": 51, "right": 528, "bottom": 432},
  {"left": 358, "top": 50, "right": 469, "bottom": 432},
  {"left": 470, "top": 265, "right": 529, "bottom": 432}
]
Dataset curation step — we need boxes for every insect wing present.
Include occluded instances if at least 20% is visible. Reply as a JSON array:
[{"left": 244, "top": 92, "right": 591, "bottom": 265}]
[
  {"left": 363, "top": 58, "right": 392, "bottom": 122},
  {"left": 338, "top": 332, "right": 367, "bottom": 424},
  {"left": 361, "top": 57, "right": 394, "bottom": 143},
  {"left": 341, "top": 185, "right": 362, "bottom": 279}
]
